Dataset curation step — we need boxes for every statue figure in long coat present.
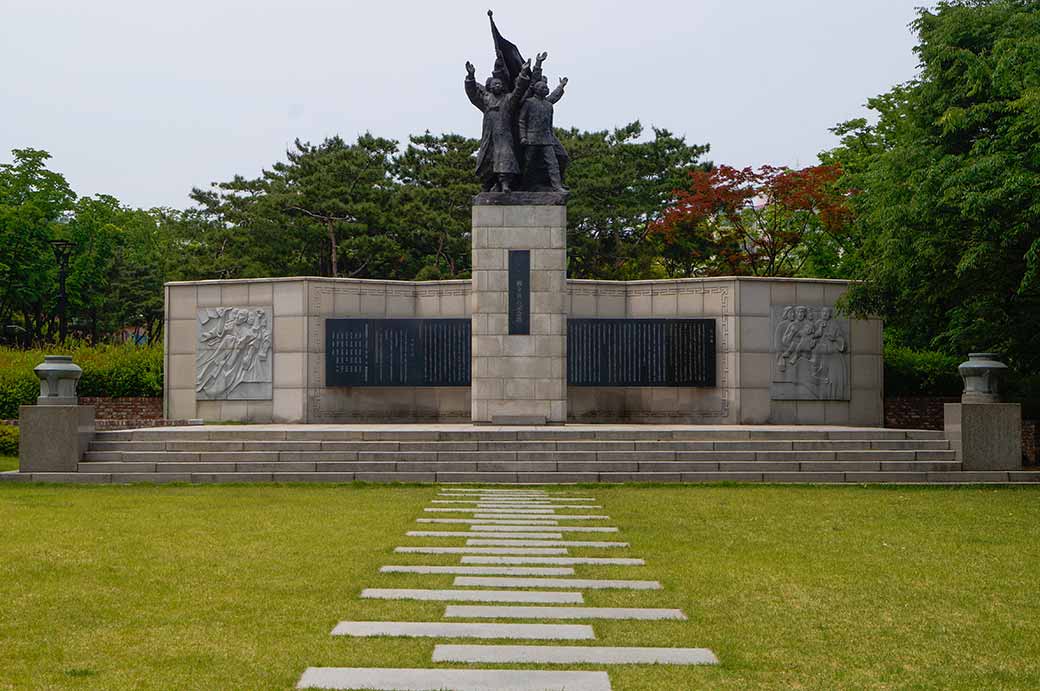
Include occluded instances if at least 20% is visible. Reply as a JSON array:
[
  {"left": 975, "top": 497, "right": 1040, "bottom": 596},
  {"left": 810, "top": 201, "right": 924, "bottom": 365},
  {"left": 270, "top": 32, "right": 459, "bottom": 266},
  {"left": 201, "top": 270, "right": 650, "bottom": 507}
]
[{"left": 465, "top": 56, "right": 532, "bottom": 192}]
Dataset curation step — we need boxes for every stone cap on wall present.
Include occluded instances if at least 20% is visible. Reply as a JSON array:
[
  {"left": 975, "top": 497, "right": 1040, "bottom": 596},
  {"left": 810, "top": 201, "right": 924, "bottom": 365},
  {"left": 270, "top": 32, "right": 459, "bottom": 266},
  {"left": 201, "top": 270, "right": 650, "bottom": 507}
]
[{"left": 165, "top": 277, "right": 472, "bottom": 287}]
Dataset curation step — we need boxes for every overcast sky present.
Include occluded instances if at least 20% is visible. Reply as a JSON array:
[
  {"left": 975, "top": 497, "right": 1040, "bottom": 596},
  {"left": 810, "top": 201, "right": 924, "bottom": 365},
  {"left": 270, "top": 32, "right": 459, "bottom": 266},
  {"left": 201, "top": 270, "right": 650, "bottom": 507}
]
[{"left": 1, "top": 0, "right": 932, "bottom": 209}]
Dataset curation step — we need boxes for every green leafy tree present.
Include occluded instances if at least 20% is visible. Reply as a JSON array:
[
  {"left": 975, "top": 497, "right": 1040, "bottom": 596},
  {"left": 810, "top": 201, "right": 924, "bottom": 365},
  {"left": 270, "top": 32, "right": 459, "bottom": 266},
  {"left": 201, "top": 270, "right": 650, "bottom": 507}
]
[
  {"left": 391, "top": 132, "right": 480, "bottom": 278},
  {"left": 558, "top": 122, "right": 711, "bottom": 279},
  {"left": 0, "top": 149, "right": 75, "bottom": 342},
  {"left": 824, "top": 0, "right": 1040, "bottom": 371}
]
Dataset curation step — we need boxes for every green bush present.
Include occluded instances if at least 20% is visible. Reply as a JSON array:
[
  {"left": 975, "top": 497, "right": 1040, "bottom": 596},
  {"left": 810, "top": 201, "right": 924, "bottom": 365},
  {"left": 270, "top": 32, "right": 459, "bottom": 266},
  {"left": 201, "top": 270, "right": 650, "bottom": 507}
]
[
  {"left": 0, "top": 343, "right": 163, "bottom": 419},
  {"left": 883, "top": 345, "right": 962, "bottom": 398},
  {"left": 0, "top": 426, "right": 17, "bottom": 456}
]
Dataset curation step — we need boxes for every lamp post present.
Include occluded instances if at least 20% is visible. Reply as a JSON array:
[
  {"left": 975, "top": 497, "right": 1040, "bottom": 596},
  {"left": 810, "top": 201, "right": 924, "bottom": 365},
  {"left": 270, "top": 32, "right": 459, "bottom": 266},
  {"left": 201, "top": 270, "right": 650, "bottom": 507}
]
[{"left": 50, "top": 239, "right": 75, "bottom": 345}]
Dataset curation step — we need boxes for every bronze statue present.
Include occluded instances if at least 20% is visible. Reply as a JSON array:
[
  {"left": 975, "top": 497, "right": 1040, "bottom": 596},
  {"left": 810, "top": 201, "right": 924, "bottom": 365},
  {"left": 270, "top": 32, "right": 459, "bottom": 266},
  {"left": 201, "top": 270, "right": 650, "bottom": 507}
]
[
  {"left": 465, "top": 11, "right": 570, "bottom": 194},
  {"left": 465, "top": 56, "right": 531, "bottom": 192},
  {"left": 519, "top": 74, "right": 568, "bottom": 191}
]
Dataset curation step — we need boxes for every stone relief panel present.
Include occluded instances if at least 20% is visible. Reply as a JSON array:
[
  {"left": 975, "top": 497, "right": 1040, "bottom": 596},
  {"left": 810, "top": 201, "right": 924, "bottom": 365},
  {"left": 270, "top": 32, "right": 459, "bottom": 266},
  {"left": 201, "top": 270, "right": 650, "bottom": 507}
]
[
  {"left": 196, "top": 307, "right": 272, "bottom": 400},
  {"left": 770, "top": 304, "right": 849, "bottom": 401}
]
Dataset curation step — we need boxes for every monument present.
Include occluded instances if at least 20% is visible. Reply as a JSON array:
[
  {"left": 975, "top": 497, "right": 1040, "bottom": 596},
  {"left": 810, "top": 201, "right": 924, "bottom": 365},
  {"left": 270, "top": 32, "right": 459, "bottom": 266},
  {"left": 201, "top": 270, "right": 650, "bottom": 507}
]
[
  {"left": 467, "top": 12, "right": 570, "bottom": 424},
  {"left": 159, "top": 11, "right": 885, "bottom": 427}
]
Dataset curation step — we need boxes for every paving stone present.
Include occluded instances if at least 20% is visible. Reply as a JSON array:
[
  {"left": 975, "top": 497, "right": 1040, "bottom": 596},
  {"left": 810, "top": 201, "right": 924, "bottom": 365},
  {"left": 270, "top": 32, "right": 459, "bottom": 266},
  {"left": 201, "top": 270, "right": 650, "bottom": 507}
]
[
  {"left": 474, "top": 514, "right": 610, "bottom": 520},
  {"left": 418, "top": 519, "right": 560, "bottom": 525},
  {"left": 516, "top": 473, "right": 599, "bottom": 483},
  {"left": 453, "top": 576, "right": 661, "bottom": 590},
  {"left": 296, "top": 667, "right": 612, "bottom": 691},
  {"left": 426, "top": 508, "right": 555, "bottom": 513},
  {"left": 407, "top": 531, "right": 565, "bottom": 539},
  {"left": 380, "top": 565, "right": 576, "bottom": 576},
  {"left": 432, "top": 644, "right": 719, "bottom": 665},
  {"left": 330, "top": 621, "right": 593, "bottom": 640},
  {"left": 400, "top": 462, "right": 478, "bottom": 472},
  {"left": 755, "top": 451, "right": 836, "bottom": 462},
  {"left": 598, "top": 473, "right": 682, "bottom": 483},
  {"left": 800, "top": 461, "right": 880, "bottom": 472},
  {"left": 395, "top": 547, "right": 568, "bottom": 555},
  {"left": 273, "top": 473, "right": 356, "bottom": 482},
  {"left": 1008, "top": 472, "right": 1040, "bottom": 482},
  {"left": 29, "top": 472, "right": 112, "bottom": 484},
  {"left": 445, "top": 605, "right": 687, "bottom": 620},
  {"left": 718, "top": 462, "right": 799, "bottom": 472},
  {"left": 355, "top": 472, "right": 436, "bottom": 483},
  {"left": 360, "top": 588, "right": 583, "bottom": 604},
  {"left": 466, "top": 539, "right": 628, "bottom": 548},
  {"left": 191, "top": 472, "right": 274, "bottom": 483},
  {"left": 474, "top": 504, "right": 604, "bottom": 510},
  {"left": 471, "top": 525, "right": 618, "bottom": 533},
  {"left": 461, "top": 556, "right": 645, "bottom": 565},
  {"left": 77, "top": 462, "right": 155, "bottom": 473},
  {"left": 0, "top": 472, "right": 31, "bottom": 483}
]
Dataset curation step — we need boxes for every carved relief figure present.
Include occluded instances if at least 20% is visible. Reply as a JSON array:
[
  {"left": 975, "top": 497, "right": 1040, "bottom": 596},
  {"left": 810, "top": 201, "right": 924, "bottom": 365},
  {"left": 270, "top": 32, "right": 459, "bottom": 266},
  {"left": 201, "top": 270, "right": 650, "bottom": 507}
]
[
  {"left": 196, "top": 307, "right": 272, "bottom": 400},
  {"left": 771, "top": 304, "right": 849, "bottom": 400}
]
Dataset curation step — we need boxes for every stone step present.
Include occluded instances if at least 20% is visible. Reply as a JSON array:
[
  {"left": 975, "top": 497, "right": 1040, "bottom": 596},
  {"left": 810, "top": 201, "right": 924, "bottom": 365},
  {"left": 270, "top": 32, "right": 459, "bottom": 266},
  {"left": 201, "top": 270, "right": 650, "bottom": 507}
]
[
  {"left": 460, "top": 556, "right": 645, "bottom": 566},
  {"left": 329, "top": 621, "right": 594, "bottom": 640},
  {"left": 96, "top": 426, "right": 947, "bottom": 442},
  {"left": 88, "top": 437, "right": 951, "bottom": 453},
  {"left": 39, "top": 467, "right": 1040, "bottom": 485},
  {"left": 465, "top": 539, "right": 628, "bottom": 548},
  {"left": 432, "top": 644, "right": 719, "bottom": 665},
  {"left": 296, "top": 668, "right": 612, "bottom": 691},
  {"left": 80, "top": 449, "right": 955, "bottom": 465}
]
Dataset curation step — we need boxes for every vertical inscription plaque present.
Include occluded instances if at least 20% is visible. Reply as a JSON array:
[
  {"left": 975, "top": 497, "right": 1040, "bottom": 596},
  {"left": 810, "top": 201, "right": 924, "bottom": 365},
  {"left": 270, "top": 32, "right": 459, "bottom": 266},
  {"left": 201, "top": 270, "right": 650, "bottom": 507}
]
[{"left": 508, "top": 249, "right": 531, "bottom": 335}]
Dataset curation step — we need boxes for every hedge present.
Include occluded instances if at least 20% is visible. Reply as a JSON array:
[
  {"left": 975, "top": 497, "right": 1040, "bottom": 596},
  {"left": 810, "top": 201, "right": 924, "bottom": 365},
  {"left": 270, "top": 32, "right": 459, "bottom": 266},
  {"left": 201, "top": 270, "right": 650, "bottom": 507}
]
[
  {"left": 883, "top": 345, "right": 963, "bottom": 398},
  {"left": 0, "top": 344, "right": 163, "bottom": 419},
  {"left": 0, "top": 427, "right": 17, "bottom": 456}
]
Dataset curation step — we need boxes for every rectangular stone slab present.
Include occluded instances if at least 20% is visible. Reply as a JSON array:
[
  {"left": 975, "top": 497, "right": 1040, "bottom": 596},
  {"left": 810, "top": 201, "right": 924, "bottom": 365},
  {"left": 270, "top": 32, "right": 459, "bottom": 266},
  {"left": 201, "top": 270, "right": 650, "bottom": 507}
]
[
  {"left": 395, "top": 547, "right": 568, "bottom": 555},
  {"left": 425, "top": 508, "right": 556, "bottom": 513},
  {"left": 462, "top": 556, "right": 646, "bottom": 566},
  {"left": 296, "top": 667, "right": 612, "bottom": 691},
  {"left": 380, "top": 565, "right": 576, "bottom": 576},
  {"left": 432, "top": 644, "right": 720, "bottom": 665},
  {"left": 469, "top": 504, "right": 604, "bottom": 509},
  {"left": 407, "top": 531, "right": 564, "bottom": 539},
  {"left": 453, "top": 576, "right": 661, "bottom": 590},
  {"left": 417, "top": 519, "right": 560, "bottom": 525},
  {"left": 435, "top": 498, "right": 598, "bottom": 502},
  {"left": 471, "top": 525, "right": 618, "bottom": 533},
  {"left": 474, "top": 514, "right": 610, "bottom": 520},
  {"left": 330, "top": 621, "right": 594, "bottom": 640},
  {"left": 466, "top": 539, "right": 628, "bottom": 548},
  {"left": 445, "top": 605, "right": 687, "bottom": 620},
  {"left": 360, "top": 588, "right": 583, "bottom": 604}
]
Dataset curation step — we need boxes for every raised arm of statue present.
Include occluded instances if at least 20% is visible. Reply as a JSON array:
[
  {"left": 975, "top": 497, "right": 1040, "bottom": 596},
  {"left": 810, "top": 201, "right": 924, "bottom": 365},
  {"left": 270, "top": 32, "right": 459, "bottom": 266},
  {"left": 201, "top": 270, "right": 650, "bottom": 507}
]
[
  {"left": 549, "top": 76, "right": 568, "bottom": 104},
  {"left": 508, "top": 59, "right": 532, "bottom": 111},
  {"left": 464, "top": 62, "right": 486, "bottom": 112}
]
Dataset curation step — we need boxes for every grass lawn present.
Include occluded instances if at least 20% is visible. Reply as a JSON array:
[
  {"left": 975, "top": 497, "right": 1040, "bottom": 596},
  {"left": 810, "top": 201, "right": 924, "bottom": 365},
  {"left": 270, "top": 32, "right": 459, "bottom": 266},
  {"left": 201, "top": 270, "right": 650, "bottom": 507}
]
[
  {"left": 0, "top": 484, "right": 1038, "bottom": 690},
  {"left": 0, "top": 456, "right": 16, "bottom": 472}
]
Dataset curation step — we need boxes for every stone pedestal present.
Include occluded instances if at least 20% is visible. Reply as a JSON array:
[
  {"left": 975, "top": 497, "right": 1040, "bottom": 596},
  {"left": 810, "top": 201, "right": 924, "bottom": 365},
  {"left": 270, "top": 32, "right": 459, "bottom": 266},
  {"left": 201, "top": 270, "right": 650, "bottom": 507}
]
[
  {"left": 18, "top": 405, "right": 95, "bottom": 473},
  {"left": 471, "top": 197, "right": 567, "bottom": 424},
  {"left": 944, "top": 403, "right": 1022, "bottom": 471}
]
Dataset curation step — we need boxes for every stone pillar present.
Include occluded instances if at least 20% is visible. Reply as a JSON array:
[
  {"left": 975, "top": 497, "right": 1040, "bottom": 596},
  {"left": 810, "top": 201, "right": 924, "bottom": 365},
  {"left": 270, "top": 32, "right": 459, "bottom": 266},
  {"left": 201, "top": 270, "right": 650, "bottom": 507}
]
[
  {"left": 19, "top": 355, "right": 94, "bottom": 473},
  {"left": 471, "top": 196, "right": 567, "bottom": 424},
  {"left": 944, "top": 353, "right": 1022, "bottom": 471}
]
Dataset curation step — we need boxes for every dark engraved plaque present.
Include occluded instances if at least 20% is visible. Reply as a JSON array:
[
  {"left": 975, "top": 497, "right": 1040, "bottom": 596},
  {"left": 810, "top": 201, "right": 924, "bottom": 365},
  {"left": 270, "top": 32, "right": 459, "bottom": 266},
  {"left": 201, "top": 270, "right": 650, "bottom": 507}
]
[
  {"left": 508, "top": 250, "right": 531, "bottom": 335},
  {"left": 567, "top": 319, "right": 716, "bottom": 387},
  {"left": 326, "top": 319, "right": 470, "bottom": 387}
]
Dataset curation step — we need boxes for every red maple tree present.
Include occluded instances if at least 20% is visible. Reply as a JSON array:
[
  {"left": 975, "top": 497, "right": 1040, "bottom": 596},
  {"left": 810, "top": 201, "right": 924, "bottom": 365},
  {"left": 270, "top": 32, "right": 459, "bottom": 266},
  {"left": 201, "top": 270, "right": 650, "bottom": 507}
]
[{"left": 651, "top": 164, "right": 851, "bottom": 277}]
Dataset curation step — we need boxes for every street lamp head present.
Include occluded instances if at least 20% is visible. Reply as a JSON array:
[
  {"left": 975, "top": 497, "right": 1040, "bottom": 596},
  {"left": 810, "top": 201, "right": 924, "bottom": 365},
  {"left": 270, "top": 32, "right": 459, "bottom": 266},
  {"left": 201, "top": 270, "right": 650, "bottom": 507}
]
[{"left": 49, "top": 239, "right": 75, "bottom": 264}]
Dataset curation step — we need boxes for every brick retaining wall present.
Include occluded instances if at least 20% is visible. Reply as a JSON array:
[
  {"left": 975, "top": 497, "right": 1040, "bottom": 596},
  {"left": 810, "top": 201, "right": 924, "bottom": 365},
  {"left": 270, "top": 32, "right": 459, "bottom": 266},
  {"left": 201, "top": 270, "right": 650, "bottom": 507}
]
[{"left": 78, "top": 397, "right": 163, "bottom": 420}]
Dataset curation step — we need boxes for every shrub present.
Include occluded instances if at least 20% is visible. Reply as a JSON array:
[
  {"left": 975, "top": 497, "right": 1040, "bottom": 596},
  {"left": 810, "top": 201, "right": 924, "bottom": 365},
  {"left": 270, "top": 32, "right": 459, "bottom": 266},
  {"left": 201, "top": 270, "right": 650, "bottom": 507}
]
[
  {"left": 0, "top": 426, "right": 17, "bottom": 456},
  {"left": 883, "top": 345, "right": 962, "bottom": 398},
  {"left": 0, "top": 343, "right": 163, "bottom": 419}
]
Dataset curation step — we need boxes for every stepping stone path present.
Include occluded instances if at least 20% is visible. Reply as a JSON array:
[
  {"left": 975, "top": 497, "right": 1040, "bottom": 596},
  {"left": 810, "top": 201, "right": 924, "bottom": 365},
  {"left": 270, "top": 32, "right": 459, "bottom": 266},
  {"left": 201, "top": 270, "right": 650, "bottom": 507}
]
[{"left": 297, "top": 488, "right": 717, "bottom": 690}]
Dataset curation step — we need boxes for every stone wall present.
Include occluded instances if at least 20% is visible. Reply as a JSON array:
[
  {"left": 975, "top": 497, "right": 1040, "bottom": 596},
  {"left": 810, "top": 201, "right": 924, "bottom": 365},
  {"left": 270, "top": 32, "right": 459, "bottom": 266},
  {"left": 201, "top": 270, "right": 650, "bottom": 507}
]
[
  {"left": 566, "top": 277, "right": 883, "bottom": 425},
  {"left": 165, "top": 277, "right": 471, "bottom": 423},
  {"left": 165, "top": 275, "right": 884, "bottom": 425}
]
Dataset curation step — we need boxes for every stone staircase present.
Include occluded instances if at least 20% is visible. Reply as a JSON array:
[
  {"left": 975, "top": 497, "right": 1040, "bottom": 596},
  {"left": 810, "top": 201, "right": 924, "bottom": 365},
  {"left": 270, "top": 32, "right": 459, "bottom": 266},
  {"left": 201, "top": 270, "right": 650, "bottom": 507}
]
[{"left": 10, "top": 424, "right": 1034, "bottom": 484}]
